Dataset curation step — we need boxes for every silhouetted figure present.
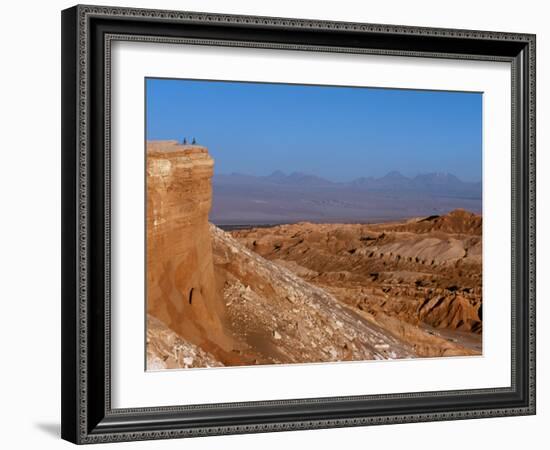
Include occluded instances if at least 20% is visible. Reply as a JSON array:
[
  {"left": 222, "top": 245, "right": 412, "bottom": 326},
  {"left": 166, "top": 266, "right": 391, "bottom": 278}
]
[
  {"left": 182, "top": 137, "right": 187, "bottom": 145},
  {"left": 192, "top": 137, "right": 196, "bottom": 145}
]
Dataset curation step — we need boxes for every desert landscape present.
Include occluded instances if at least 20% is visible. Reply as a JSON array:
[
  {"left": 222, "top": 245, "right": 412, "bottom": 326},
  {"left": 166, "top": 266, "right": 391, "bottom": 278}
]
[
  {"left": 146, "top": 141, "right": 482, "bottom": 370},
  {"left": 211, "top": 168, "right": 481, "bottom": 226}
]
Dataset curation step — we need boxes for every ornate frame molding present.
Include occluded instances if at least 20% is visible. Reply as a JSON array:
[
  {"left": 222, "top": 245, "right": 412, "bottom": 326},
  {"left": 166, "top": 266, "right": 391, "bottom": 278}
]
[{"left": 61, "top": 5, "right": 536, "bottom": 444}]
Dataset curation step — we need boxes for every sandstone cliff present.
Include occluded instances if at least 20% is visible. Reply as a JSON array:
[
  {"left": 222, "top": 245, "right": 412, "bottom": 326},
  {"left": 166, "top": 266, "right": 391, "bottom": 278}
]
[{"left": 147, "top": 141, "right": 233, "bottom": 359}]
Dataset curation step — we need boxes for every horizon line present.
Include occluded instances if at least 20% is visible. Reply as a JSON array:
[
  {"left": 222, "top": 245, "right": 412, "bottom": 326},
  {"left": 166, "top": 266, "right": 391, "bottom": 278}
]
[{"left": 214, "top": 169, "right": 482, "bottom": 184}]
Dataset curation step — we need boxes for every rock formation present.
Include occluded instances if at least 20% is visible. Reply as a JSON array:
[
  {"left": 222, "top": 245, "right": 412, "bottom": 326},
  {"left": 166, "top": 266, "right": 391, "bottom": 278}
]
[
  {"left": 147, "top": 314, "right": 224, "bottom": 370},
  {"left": 231, "top": 211, "right": 482, "bottom": 356},
  {"left": 146, "top": 141, "right": 233, "bottom": 359},
  {"left": 211, "top": 225, "right": 415, "bottom": 364}
]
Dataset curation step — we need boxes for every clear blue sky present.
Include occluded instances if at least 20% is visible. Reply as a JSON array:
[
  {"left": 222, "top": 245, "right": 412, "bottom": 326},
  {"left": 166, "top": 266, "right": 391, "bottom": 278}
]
[{"left": 146, "top": 78, "right": 482, "bottom": 182}]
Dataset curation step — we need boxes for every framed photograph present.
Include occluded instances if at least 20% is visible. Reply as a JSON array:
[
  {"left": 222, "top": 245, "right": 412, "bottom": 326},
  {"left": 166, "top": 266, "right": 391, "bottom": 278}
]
[{"left": 61, "top": 5, "right": 536, "bottom": 444}]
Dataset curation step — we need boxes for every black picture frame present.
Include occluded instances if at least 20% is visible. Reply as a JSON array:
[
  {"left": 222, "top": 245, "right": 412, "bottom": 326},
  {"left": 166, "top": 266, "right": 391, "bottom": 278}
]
[{"left": 61, "top": 4, "right": 536, "bottom": 444}]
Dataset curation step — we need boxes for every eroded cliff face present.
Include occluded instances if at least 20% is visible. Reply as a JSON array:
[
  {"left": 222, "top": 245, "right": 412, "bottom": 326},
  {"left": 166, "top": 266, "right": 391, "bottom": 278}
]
[{"left": 146, "top": 141, "right": 232, "bottom": 358}]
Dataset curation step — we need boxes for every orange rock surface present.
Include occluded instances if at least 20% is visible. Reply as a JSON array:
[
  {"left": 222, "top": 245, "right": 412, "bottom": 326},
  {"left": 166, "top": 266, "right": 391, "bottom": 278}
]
[{"left": 146, "top": 141, "right": 232, "bottom": 358}]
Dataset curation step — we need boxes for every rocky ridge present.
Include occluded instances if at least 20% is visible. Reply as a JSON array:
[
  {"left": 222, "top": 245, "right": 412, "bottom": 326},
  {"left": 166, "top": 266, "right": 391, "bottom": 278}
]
[
  {"left": 231, "top": 210, "right": 482, "bottom": 356},
  {"left": 211, "top": 224, "right": 416, "bottom": 365}
]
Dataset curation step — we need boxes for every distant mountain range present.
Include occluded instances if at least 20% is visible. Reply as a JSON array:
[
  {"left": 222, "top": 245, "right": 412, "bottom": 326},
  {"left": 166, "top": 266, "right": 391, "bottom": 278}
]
[
  {"left": 214, "top": 170, "right": 481, "bottom": 199},
  {"left": 211, "top": 170, "right": 481, "bottom": 225}
]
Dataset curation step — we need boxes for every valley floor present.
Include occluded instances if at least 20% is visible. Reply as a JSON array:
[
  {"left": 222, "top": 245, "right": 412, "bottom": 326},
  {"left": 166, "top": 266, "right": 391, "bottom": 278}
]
[{"left": 147, "top": 209, "right": 482, "bottom": 369}]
